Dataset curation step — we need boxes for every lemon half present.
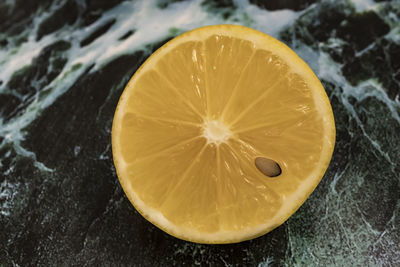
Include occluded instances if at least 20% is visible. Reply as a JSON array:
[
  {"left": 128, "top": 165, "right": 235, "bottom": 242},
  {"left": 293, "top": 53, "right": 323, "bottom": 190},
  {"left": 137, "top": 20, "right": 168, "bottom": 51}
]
[{"left": 112, "top": 25, "right": 335, "bottom": 244}]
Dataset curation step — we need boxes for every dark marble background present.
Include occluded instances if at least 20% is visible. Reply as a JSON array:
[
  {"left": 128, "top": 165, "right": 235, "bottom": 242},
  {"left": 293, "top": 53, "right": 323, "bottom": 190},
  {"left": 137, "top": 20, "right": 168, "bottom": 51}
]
[{"left": 0, "top": 0, "right": 399, "bottom": 266}]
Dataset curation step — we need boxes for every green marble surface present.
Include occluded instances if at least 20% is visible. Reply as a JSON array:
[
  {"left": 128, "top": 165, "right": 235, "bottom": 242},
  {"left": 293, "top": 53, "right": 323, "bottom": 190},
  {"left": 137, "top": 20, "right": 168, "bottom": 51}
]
[{"left": 0, "top": 0, "right": 399, "bottom": 266}]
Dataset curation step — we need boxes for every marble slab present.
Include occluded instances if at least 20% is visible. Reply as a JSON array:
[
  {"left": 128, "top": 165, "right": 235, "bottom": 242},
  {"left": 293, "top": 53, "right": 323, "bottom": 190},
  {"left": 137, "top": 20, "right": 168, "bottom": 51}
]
[{"left": 0, "top": 0, "right": 399, "bottom": 266}]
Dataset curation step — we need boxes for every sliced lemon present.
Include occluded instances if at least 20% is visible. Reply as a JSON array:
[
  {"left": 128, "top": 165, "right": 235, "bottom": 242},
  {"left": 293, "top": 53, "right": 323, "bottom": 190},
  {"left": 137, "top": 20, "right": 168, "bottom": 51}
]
[{"left": 112, "top": 25, "right": 335, "bottom": 244}]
